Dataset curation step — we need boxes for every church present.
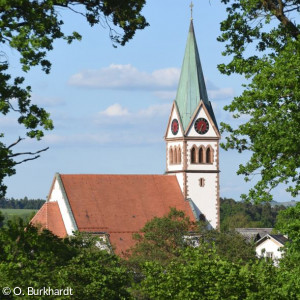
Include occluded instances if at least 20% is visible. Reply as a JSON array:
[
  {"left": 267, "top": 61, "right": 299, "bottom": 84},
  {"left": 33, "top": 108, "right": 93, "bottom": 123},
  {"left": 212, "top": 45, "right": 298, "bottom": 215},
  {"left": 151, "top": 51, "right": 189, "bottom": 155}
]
[{"left": 31, "top": 20, "right": 221, "bottom": 255}]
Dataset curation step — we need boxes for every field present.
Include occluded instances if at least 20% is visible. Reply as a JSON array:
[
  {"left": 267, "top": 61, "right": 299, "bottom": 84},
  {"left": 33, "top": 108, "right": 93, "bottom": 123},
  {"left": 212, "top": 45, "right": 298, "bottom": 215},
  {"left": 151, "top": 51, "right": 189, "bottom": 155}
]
[{"left": 0, "top": 209, "right": 37, "bottom": 224}]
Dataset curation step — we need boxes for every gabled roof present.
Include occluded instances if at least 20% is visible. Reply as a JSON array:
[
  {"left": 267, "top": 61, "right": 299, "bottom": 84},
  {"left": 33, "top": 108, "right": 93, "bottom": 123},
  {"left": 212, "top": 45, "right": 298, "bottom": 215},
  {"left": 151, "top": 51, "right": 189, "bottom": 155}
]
[
  {"left": 47, "top": 174, "right": 195, "bottom": 255},
  {"left": 235, "top": 228, "right": 273, "bottom": 242},
  {"left": 175, "top": 20, "right": 209, "bottom": 131},
  {"left": 256, "top": 234, "right": 288, "bottom": 247},
  {"left": 31, "top": 202, "right": 67, "bottom": 238}
]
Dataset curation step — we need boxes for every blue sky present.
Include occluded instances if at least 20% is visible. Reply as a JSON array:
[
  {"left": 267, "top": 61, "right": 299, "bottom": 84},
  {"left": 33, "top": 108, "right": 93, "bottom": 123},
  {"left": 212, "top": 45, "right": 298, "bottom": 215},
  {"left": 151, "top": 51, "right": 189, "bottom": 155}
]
[{"left": 2, "top": 1, "right": 297, "bottom": 202}]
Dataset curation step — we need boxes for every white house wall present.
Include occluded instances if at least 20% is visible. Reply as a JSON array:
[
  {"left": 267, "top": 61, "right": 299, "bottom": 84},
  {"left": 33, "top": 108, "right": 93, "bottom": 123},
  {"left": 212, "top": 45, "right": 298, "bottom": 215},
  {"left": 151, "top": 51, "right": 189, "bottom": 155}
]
[
  {"left": 48, "top": 178, "right": 77, "bottom": 235},
  {"left": 256, "top": 238, "right": 284, "bottom": 261}
]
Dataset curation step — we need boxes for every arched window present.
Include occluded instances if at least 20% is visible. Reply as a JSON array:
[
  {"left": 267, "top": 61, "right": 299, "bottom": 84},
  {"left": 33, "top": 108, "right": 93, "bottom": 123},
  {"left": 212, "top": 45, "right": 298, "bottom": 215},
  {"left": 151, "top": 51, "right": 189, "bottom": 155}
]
[
  {"left": 174, "top": 148, "right": 178, "bottom": 164},
  {"left": 169, "top": 148, "right": 173, "bottom": 164},
  {"left": 199, "top": 147, "right": 204, "bottom": 163},
  {"left": 206, "top": 147, "right": 212, "bottom": 163},
  {"left": 177, "top": 147, "right": 181, "bottom": 164},
  {"left": 191, "top": 147, "right": 196, "bottom": 164}
]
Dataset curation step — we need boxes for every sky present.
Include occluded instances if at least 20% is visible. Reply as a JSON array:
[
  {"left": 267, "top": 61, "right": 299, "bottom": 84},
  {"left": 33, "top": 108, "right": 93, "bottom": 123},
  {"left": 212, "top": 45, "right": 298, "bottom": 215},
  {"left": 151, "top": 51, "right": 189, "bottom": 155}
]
[{"left": 2, "top": 0, "right": 298, "bottom": 202}]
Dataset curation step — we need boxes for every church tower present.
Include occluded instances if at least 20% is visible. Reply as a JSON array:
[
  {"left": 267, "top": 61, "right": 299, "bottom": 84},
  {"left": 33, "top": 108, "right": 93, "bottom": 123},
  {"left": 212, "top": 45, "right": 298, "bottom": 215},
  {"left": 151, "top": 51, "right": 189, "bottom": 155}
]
[{"left": 165, "top": 20, "right": 220, "bottom": 229}]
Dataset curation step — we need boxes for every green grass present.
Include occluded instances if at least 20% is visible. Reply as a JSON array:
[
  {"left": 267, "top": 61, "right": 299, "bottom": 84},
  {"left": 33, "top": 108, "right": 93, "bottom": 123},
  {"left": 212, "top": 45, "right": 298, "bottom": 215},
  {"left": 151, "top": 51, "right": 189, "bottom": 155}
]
[{"left": 0, "top": 209, "right": 37, "bottom": 225}]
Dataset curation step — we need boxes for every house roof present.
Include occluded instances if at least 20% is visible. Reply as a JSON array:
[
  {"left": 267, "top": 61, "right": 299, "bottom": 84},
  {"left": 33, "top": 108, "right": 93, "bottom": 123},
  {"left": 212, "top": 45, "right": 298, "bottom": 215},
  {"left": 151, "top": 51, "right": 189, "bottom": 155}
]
[
  {"left": 256, "top": 234, "right": 288, "bottom": 247},
  {"left": 31, "top": 202, "right": 67, "bottom": 238},
  {"left": 235, "top": 228, "right": 273, "bottom": 242},
  {"left": 51, "top": 174, "right": 195, "bottom": 254}
]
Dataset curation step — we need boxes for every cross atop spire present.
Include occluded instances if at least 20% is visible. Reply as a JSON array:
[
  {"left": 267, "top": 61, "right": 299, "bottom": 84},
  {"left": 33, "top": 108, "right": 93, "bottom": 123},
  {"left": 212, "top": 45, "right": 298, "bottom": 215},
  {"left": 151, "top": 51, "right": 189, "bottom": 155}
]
[{"left": 190, "top": 1, "right": 194, "bottom": 20}]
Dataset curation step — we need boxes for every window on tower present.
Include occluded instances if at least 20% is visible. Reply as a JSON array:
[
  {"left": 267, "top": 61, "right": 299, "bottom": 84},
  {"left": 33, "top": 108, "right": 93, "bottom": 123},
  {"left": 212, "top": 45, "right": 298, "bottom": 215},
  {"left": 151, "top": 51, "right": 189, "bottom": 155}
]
[
  {"left": 169, "top": 146, "right": 182, "bottom": 165},
  {"left": 174, "top": 148, "right": 178, "bottom": 164},
  {"left": 206, "top": 146, "right": 214, "bottom": 164},
  {"left": 199, "top": 178, "right": 205, "bottom": 187},
  {"left": 199, "top": 147, "right": 204, "bottom": 163},
  {"left": 169, "top": 148, "right": 173, "bottom": 164},
  {"left": 191, "top": 147, "right": 196, "bottom": 164},
  {"left": 177, "top": 147, "right": 182, "bottom": 164}
]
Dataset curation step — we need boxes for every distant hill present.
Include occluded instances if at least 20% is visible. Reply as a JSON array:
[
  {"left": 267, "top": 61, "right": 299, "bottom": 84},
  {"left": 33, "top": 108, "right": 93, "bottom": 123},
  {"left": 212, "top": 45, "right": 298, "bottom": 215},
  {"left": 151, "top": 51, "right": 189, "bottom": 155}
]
[
  {"left": 0, "top": 197, "right": 45, "bottom": 209},
  {"left": 270, "top": 200, "right": 299, "bottom": 208},
  {"left": 220, "top": 198, "right": 287, "bottom": 231}
]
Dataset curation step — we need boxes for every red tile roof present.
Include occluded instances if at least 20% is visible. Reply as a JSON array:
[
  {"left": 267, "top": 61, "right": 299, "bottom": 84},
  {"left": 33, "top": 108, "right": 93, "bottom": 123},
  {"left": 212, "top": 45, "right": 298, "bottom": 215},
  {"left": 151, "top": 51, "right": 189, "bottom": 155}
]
[
  {"left": 31, "top": 202, "right": 67, "bottom": 238},
  {"left": 60, "top": 174, "right": 194, "bottom": 254}
]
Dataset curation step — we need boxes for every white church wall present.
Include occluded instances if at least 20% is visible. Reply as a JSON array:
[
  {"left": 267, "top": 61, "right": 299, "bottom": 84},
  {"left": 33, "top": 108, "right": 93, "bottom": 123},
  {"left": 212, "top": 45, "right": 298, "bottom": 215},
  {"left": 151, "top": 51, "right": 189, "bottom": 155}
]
[
  {"left": 49, "top": 179, "right": 77, "bottom": 235},
  {"left": 174, "top": 172, "right": 184, "bottom": 193},
  {"left": 186, "top": 172, "right": 218, "bottom": 228}
]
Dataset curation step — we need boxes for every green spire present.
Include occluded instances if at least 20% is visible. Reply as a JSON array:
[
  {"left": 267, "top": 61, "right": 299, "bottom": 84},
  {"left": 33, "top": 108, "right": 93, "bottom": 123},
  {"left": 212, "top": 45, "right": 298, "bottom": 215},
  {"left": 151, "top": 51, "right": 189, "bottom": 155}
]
[{"left": 175, "top": 20, "right": 209, "bottom": 130}]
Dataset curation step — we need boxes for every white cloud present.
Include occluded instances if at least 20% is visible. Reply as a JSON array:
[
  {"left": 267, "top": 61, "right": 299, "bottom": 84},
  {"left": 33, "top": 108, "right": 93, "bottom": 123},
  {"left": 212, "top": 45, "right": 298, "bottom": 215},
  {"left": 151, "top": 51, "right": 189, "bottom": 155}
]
[
  {"left": 137, "top": 103, "right": 171, "bottom": 117},
  {"left": 68, "top": 64, "right": 180, "bottom": 90},
  {"left": 42, "top": 133, "right": 112, "bottom": 145},
  {"left": 99, "top": 103, "right": 129, "bottom": 117},
  {"left": 208, "top": 87, "right": 234, "bottom": 100},
  {"left": 69, "top": 64, "right": 235, "bottom": 102},
  {"left": 96, "top": 103, "right": 171, "bottom": 124}
]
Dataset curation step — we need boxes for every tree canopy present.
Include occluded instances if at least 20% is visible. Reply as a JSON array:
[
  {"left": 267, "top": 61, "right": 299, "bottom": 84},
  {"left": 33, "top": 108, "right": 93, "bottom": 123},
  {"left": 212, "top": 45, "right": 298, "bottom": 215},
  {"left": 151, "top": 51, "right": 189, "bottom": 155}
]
[
  {"left": 218, "top": 0, "right": 300, "bottom": 202},
  {"left": 0, "top": 0, "right": 148, "bottom": 198},
  {"left": 1, "top": 208, "right": 300, "bottom": 299},
  {"left": 220, "top": 197, "right": 286, "bottom": 230},
  {"left": 0, "top": 220, "right": 132, "bottom": 299}
]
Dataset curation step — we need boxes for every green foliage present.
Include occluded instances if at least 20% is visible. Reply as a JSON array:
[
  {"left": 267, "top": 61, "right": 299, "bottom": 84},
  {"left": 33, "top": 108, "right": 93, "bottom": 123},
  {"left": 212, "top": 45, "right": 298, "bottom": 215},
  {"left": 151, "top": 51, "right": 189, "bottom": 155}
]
[
  {"left": 0, "top": 210, "right": 4, "bottom": 228},
  {"left": 134, "top": 246, "right": 284, "bottom": 300},
  {"left": 126, "top": 207, "right": 256, "bottom": 297},
  {"left": 0, "top": 0, "right": 148, "bottom": 198},
  {"left": 126, "top": 208, "right": 196, "bottom": 268},
  {"left": 0, "top": 220, "right": 132, "bottom": 299},
  {"left": 218, "top": 0, "right": 300, "bottom": 202},
  {"left": 275, "top": 203, "right": 300, "bottom": 298},
  {"left": 220, "top": 197, "right": 286, "bottom": 231},
  {"left": 206, "top": 230, "right": 256, "bottom": 264},
  {"left": 0, "top": 208, "right": 299, "bottom": 299},
  {"left": 276, "top": 202, "right": 300, "bottom": 254},
  {"left": 0, "top": 209, "right": 37, "bottom": 226}
]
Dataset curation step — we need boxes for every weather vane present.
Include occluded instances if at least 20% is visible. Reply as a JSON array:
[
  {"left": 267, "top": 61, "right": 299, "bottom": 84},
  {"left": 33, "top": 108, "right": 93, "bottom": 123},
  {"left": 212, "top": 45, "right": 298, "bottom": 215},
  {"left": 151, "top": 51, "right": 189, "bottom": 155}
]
[{"left": 190, "top": 1, "right": 194, "bottom": 20}]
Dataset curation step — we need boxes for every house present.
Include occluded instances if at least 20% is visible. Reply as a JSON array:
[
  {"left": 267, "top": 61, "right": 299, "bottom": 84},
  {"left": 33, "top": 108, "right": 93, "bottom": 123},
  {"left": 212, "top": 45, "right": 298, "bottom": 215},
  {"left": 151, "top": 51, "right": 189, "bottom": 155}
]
[
  {"left": 255, "top": 234, "right": 288, "bottom": 261},
  {"left": 31, "top": 19, "right": 221, "bottom": 254}
]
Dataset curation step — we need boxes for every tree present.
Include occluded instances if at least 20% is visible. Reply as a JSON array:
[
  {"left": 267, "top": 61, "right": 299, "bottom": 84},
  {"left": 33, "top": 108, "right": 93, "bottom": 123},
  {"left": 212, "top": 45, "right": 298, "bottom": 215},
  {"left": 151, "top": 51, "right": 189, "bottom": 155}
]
[
  {"left": 0, "top": 0, "right": 148, "bottom": 198},
  {"left": 220, "top": 197, "right": 286, "bottom": 230},
  {"left": 0, "top": 211, "right": 4, "bottom": 228},
  {"left": 126, "top": 208, "right": 256, "bottom": 278},
  {"left": 275, "top": 203, "right": 300, "bottom": 298},
  {"left": 126, "top": 208, "right": 196, "bottom": 268},
  {"left": 0, "top": 220, "right": 132, "bottom": 299},
  {"left": 276, "top": 202, "right": 300, "bottom": 254},
  {"left": 218, "top": 0, "right": 300, "bottom": 202},
  {"left": 134, "top": 246, "right": 282, "bottom": 300}
]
